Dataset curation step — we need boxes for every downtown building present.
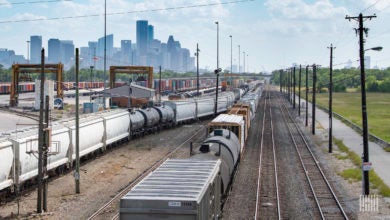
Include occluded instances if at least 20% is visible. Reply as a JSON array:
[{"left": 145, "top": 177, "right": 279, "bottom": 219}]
[{"left": 48, "top": 38, "right": 75, "bottom": 69}]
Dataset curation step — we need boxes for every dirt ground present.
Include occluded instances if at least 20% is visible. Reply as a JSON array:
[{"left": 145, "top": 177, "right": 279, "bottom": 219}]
[{"left": 0, "top": 122, "right": 206, "bottom": 219}]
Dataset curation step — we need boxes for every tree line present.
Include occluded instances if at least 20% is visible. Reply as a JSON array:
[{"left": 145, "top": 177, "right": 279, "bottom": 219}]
[{"left": 271, "top": 67, "right": 390, "bottom": 93}]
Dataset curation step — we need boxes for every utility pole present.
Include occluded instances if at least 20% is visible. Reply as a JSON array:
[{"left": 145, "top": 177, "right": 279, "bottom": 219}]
[
  {"left": 279, "top": 69, "right": 282, "bottom": 92},
  {"left": 43, "top": 95, "right": 49, "bottom": 212},
  {"left": 328, "top": 44, "right": 335, "bottom": 153},
  {"left": 298, "top": 65, "right": 302, "bottom": 116},
  {"left": 346, "top": 13, "right": 376, "bottom": 195},
  {"left": 196, "top": 43, "right": 200, "bottom": 96},
  {"left": 305, "top": 65, "right": 309, "bottom": 127},
  {"left": 159, "top": 65, "right": 162, "bottom": 104},
  {"left": 293, "top": 66, "right": 296, "bottom": 109},
  {"left": 37, "top": 48, "right": 45, "bottom": 213},
  {"left": 75, "top": 48, "right": 80, "bottom": 194},
  {"left": 89, "top": 66, "right": 94, "bottom": 103},
  {"left": 103, "top": 0, "right": 107, "bottom": 109},
  {"left": 288, "top": 68, "right": 291, "bottom": 102},
  {"left": 312, "top": 64, "right": 317, "bottom": 135}
]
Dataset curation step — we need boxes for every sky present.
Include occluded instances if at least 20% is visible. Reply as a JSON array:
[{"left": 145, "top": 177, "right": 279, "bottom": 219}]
[{"left": 0, "top": 0, "right": 389, "bottom": 73}]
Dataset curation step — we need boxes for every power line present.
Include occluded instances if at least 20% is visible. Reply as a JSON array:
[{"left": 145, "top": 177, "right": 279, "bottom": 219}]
[
  {"left": 360, "top": 0, "right": 382, "bottom": 13},
  {"left": 0, "top": 0, "right": 71, "bottom": 6},
  {"left": 0, "top": 0, "right": 255, "bottom": 24}
]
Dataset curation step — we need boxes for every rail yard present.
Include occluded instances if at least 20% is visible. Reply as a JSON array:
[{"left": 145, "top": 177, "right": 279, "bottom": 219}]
[{"left": 0, "top": 84, "right": 390, "bottom": 219}]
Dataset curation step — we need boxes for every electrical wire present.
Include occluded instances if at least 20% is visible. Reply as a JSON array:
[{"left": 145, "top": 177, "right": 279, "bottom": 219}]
[
  {"left": 0, "top": 0, "right": 255, "bottom": 24},
  {"left": 0, "top": 0, "right": 71, "bottom": 6},
  {"left": 360, "top": 0, "right": 382, "bottom": 13}
]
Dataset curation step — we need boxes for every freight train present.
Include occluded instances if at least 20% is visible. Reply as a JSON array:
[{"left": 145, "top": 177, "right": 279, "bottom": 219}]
[
  {"left": 0, "top": 90, "right": 247, "bottom": 195},
  {"left": 119, "top": 82, "right": 263, "bottom": 219}
]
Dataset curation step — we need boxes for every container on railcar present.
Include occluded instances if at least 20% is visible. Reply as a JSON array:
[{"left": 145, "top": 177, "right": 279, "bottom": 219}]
[{"left": 120, "top": 159, "right": 222, "bottom": 220}]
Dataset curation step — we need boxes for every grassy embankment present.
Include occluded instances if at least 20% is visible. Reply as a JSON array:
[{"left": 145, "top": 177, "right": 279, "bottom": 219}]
[
  {"left": 334, "top": 138, "right": 390, "bottom": 197},
  {"left": 312, "top": 92, "right": 390, "bottom": 196},
  {"left": 315, "top": 92, "right": 390, "bottom": 143}
]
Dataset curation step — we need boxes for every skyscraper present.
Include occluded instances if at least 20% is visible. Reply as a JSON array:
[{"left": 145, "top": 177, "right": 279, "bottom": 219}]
[
  {"left": 121, "top": 40, "right": 132, "bottom": 64},
  {"left": 88, "top": 41, "right": 98, "bottom": 66},
  {"left": 30, "top": 35, "right": 42, "bottom": 63},
  {"left": 97, "top": 34, "right": 113, "bottom": 69},
  {"left": 60, "top": 40, "right": 74, "bottom": 65},
  {"left": 147, "top": 25, "right": 154, "bottom": 46},
  {"left": 48, "top": 38, "right": 61, "bottom": 63},
  {"left": 136, "top": 20, "right": 148, "bottom": 55}
]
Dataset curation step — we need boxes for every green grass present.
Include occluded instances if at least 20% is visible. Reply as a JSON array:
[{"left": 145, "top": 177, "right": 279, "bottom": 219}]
[
  {"left": 385, "top": 148, "right": 390, "bottom": 152},
  {"left": 334, "top": 154, "right": 349, "bottom": 160},
  {"left": 334, "top": 137, "right": 390, "bottom": 197},
  {"left": 339, "top": 168, "right": 361, "bottom": 183},
  {"left": 334, "top": 138, "right": 362, "bottom": 167},
  {"left": 316, "top": 92, "right": 390, "bottom": 143}
]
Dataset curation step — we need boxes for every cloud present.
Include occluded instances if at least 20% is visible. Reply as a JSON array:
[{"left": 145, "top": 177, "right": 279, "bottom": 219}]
[
  {"left": 363, "top": 0, "right": 390, "bottom": 12},
  {"left": 261, "top": 0, "right": 349, "bottom": 36},
  {"left": 0, "top": 0, "right": 11, "bottom": 8},
  {"left": 265, "top": 0, "right": 347, "bottom": 20}
]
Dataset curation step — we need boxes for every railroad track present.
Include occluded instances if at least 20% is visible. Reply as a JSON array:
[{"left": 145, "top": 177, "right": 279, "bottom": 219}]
[
  {"left": 255, "top": 87, "right": 281, "bottom": 219},
  {"left": 88, "top": 123, "right": 207, "bottom": 220},
  {"left": 278, "top": 93, "right": 349, "bottom": 220}
]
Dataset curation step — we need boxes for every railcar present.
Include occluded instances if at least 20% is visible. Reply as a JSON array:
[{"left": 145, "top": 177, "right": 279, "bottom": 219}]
[{"left": 0, "top": 84, "right": 263, "bottom": 198}]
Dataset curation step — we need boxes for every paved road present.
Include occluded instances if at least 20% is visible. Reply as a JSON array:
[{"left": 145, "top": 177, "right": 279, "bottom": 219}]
[{"left": 0, "top": 111, "right": 37, "bottom": 133}]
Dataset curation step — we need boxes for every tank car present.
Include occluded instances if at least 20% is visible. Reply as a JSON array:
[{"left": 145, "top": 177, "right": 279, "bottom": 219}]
[
  {"left": 129, "top": 110, "right": 145, "bottom": 136},
  {"left": 191, "top": 129, "right": 240, "bottom": 194},
  {"left": 152, "top": 105, "right": 174, "bottom": 128},
  {"left": 136, "top": 108, "right": 160, "bottom": 133}
]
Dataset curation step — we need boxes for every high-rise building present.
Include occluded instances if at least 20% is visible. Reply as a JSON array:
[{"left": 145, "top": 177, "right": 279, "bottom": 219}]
[
  {"left": 148, "top": 25, "right": 154, "bottom": 46},
  {"left": 97, "top": 34, "right": 114, "bottom": 69},
  {"left": 97, "top": 34, "right": 113, "bottom": 58},
  {"left": 48, "top": 38, "right": 61, "bottom": 63},
  {"left": 137, "top": 20, "right": 148, "bottom": 55},
  {"left": 121, "top": 40, "right": 132, "bottom": 65},
  {"left": 88, "top": 41, "right": 98, "bottom": 67},
  {"left": 60, "top": 40, "right": 74, "bottom": 66},
  {"left": 30, "top": 35, "right": 42, "bottom": 63}
]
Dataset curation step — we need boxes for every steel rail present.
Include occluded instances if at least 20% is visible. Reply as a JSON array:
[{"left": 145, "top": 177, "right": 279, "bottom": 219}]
[
  {"left": 278, "top": 93, "right": 348, "bottom": 220},
  {"left": 255, "top": 86, "right": 281, "bottom": 219},
  {"left": 88, "top": 125, "right": 206, "bottom": 220},
  {"left": 270, "top": 90, "right": 282, "bottom": 220}
]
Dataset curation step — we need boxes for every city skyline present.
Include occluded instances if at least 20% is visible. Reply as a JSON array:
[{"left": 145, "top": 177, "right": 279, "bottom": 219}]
[
  {"left": 0, "top": 0, "right": 389, "bottom": 72},
  {"left": 0, "top": 20, "right": 195, "bottom": 72}
]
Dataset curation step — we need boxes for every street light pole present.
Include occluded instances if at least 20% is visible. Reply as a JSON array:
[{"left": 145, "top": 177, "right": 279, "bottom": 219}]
[
  {"left": 229, "top": 35, "right": 232, "bottom": 86},
  {"left": 214, "top": 21, "right": 221, "bottom": 115},
  {"left": 26, "top": 41, "right": 30, "bottom": 64},
  {"left": 90, "top": 66, "right": 94, "bottom": 103},
  {"left": 196, "top": 43, "right": 200, "bottom": 97},
  {"left": 103, "top": 0, "right": 107, "bottom": 109},
  {"left": 346, "top": 13, "right": 377, "bottom": 195},
  {"left": 243, "top": 51, "right": 246, "bottom": 73},
  {"left": 238, "top": 45, "right": 240, "bottom": 74}
]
